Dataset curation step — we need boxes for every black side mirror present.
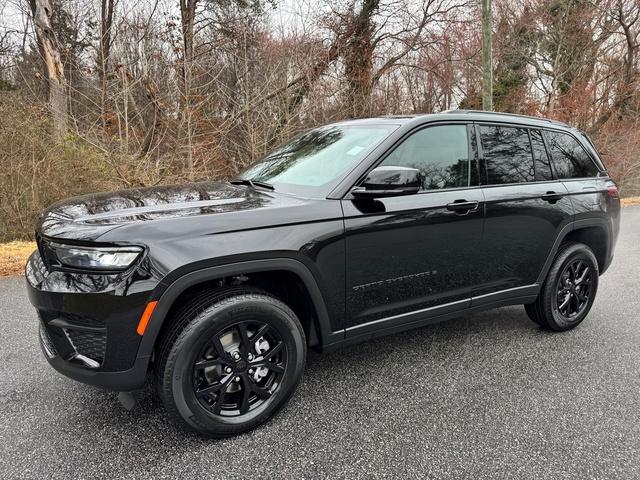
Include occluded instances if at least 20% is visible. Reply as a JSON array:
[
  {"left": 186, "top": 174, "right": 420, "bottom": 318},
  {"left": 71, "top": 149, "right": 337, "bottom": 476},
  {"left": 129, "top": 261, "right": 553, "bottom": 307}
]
[{"left": 352, "top": 166, "right": 422, "bottom": 198}]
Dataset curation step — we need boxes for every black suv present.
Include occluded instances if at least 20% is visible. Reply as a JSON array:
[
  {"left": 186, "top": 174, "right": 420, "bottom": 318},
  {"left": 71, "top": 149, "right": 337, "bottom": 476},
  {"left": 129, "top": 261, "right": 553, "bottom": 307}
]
[{"left": 26, "top": 110, "right": 620, "bottom": 437}]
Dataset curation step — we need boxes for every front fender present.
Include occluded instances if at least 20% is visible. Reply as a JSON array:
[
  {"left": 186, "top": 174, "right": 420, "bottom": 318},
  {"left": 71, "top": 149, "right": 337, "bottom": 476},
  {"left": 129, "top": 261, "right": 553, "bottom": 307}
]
[{"left": 135, "top": 258, "right": 342, "bottom": 363}]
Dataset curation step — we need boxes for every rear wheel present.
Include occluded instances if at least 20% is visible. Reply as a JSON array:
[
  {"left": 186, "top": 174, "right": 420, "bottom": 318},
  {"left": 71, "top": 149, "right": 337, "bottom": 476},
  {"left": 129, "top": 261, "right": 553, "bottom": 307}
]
[
  {"left": 155, "top": 288, "right": 306, "bottom": 437},
  {"left": 525, "top": 242, "right": 599, "bottom": 331}
]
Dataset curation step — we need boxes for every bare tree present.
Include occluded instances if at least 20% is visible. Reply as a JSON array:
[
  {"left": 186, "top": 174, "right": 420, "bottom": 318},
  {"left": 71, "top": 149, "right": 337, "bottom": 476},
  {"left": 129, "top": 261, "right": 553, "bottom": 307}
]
[
  {"left": 28, "top": 0, "right": 67, "bottom": 138},
  {"left": 334, "top": 0, "right": 473, "bottom": 118},
  {"left": 98, "top": 0, "right": 116, "bottom": 126},
  {"left": 591, "top": 0, "right": 640, "bottom": 129}
]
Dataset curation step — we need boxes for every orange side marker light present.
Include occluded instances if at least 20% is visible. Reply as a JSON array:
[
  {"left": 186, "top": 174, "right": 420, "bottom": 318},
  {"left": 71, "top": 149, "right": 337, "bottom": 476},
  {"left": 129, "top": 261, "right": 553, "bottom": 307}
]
[{"left": 137, "top": 301, "right": 158, "bottom": 336}]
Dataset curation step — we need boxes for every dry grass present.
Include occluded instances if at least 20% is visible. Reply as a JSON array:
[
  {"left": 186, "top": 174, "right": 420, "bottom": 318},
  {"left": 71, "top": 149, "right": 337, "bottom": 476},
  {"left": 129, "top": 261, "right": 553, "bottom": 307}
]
[
  {"left": 1, "top": 196, "right": 639, "bottom": 277},
  {"left": 621, "top": 196, "right": 640, "bottom": 207},
  {"left": 0, "top": 241, "right": 36, "bottom": 277}
]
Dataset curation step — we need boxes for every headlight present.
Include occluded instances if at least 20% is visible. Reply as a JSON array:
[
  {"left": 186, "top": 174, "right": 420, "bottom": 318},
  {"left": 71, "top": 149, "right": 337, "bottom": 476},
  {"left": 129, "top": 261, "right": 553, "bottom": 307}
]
[{"left": 50, "top": 243, "right": 143, "bottom": 271}]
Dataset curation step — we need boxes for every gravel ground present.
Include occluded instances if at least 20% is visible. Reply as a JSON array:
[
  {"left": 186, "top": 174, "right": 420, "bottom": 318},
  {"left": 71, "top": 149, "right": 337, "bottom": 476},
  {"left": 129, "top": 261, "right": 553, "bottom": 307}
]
[{"left": 1, "top": 208, "right": 639, "bottom": 479}]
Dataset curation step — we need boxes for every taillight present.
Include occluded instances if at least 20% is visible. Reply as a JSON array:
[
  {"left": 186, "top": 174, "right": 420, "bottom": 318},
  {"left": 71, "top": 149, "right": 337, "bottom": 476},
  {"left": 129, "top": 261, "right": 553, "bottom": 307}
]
[{"left": 607, "top": 185, "right": 619, "bottom": 198}]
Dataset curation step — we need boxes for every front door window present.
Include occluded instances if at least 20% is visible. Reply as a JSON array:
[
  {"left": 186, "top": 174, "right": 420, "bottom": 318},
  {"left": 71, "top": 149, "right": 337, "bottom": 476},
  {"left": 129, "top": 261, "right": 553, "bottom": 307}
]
[{"left": 381, "top": 125, "right": 470, "bottom": 190}]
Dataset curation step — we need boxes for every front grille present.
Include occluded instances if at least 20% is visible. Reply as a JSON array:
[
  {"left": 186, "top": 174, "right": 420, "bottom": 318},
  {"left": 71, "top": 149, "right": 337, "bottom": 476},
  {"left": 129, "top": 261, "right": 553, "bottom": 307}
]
[
  {"left": 39, "top": 322, "right": 57, "bottom": 358},
  {"left": 64, "top": 328, "right": 107, "bottom": 364}
]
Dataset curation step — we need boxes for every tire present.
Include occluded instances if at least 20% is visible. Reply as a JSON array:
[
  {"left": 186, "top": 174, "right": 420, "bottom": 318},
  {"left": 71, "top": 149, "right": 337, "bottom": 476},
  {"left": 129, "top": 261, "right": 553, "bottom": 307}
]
[
  {"left": 155, "top": 287, "right": 306, "bottom": 437},
  {"left": 524, "top": 242, "right": 599, "bottom": 331}
]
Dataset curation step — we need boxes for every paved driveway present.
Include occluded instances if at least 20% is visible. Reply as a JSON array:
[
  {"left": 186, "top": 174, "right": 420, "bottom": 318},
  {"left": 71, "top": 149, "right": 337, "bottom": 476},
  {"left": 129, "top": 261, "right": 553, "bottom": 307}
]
[{"left": 1, "top": 208, "right": 639, "bottom": 479}]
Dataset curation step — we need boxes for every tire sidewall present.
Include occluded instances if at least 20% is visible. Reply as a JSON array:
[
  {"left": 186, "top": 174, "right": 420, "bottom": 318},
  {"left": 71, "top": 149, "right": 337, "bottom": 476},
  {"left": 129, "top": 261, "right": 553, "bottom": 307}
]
[
  {"left": 165, "top": 294, "right": 306, "bottom": 436},
  {"left": 545, "top": 244, "right": 599, "bottom": 330}
]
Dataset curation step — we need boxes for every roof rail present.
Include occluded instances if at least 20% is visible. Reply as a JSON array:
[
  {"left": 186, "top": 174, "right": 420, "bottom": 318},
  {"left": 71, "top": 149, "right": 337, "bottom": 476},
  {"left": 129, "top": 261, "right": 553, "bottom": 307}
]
[{"left": 445, "top": 109, "right": 569, "bottom": 127}]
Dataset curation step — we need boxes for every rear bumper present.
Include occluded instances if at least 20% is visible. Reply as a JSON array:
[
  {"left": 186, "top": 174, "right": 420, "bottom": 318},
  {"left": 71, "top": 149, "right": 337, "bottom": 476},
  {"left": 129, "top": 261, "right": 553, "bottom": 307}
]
[{"left": 26, "top": 251, "right": 154, "bottom": 391}]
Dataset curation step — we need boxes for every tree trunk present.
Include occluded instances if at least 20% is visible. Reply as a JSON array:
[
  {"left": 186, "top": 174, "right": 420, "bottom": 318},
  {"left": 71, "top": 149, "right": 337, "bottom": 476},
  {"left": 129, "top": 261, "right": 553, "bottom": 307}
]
[
  {"left": 140, "top": 75, "right": 163, "bottom": 158},
  {"left": 29, "top": 0, "right": 67, "bottom": 138},
  {"left": 481, "top": 0, "right": 493, "bottom": 111},
  {"left": 98, "top": 0, "right": 115, "bottom": 128},
  {"left": 343, "top": 0, "right": 378, "bottom": 118}
]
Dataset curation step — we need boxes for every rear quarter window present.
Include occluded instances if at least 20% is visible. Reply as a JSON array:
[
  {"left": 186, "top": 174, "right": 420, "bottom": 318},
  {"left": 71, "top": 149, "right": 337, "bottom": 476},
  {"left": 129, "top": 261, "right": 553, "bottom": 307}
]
[{"left": 544, "top": 130, "right": 600, "bottom": 179}]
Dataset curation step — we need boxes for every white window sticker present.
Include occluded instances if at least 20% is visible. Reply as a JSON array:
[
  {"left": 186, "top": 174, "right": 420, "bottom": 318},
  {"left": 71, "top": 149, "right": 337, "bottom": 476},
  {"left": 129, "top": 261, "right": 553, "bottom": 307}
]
[{"left": 346, "top": 145, "right": 365, "bottom": 156}]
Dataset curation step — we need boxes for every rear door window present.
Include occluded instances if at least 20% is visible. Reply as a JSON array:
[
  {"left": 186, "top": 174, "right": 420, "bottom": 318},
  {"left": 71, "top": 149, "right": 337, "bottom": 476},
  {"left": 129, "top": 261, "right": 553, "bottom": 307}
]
[
  {"left": 530, "top": 129, "right": 553, "bottom": 181},
  {"left": 544, "top": 130, "right": 599, "bottom": 179},
  {"left": 479, "top": 125, "right": 534, "bottom": 184}
]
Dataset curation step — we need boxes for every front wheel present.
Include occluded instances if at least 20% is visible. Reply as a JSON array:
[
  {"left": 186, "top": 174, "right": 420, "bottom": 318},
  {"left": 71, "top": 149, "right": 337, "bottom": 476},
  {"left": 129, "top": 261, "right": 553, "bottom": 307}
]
[
  {"left": 156, "top": 288, "right": 306, "bottom": 437},
  {"left": 525, "top": 242, "right": 599, "bottom": 331}
]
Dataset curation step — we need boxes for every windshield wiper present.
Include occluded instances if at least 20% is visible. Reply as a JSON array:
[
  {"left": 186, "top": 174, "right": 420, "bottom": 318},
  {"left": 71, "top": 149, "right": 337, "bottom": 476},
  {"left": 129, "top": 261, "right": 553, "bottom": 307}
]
[{"left": 228, "top": 178, "right": 275, "bottom": 191}]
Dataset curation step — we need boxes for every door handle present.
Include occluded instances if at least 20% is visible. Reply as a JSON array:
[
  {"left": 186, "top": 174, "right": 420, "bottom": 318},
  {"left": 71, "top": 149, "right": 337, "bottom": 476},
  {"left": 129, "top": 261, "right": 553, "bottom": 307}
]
[
  {"left": 541, "top": 191, "right": 564, "bottom": 203},
  {"left": 446, "top": 200, "right": 479, "bottom": 215}
]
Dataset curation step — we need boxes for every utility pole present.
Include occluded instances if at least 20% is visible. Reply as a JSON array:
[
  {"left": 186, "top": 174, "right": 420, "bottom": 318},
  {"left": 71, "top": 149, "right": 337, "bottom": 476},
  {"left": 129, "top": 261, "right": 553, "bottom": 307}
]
[{"left": 481, "top": 0, "right": 493, "bottom": 111}]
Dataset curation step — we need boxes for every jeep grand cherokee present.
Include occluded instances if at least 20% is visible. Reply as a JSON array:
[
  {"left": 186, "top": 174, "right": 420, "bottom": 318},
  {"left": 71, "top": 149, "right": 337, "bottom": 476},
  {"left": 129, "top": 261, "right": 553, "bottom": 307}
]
[{"left": 26, "top": 110, "right": 620, "bottom": 437}]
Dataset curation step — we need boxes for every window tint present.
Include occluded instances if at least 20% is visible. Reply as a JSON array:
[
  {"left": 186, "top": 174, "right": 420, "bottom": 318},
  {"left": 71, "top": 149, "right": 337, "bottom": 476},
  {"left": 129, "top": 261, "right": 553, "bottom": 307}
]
[
  {"left": 381, "top": 125, "right": 469, "bottom": 190},
  {"left": 530, "top": 129, "right": 553, "bottom": 181},
  {"left": 544, "top": 130, "right": 599, "bottom": 178},
  {"left": 479, "top": 125, "right": 534, "bottom": 184}
]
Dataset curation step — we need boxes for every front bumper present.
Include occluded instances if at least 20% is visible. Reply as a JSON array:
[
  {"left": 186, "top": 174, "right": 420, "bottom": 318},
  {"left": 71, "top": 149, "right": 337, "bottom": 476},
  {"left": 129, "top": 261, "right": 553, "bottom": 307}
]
[
  {"left": 38, "top": 322, "right": 150, "bottom": 390},
  {"left": 26, "top": 250, "right": 154, "bottom": 391}
]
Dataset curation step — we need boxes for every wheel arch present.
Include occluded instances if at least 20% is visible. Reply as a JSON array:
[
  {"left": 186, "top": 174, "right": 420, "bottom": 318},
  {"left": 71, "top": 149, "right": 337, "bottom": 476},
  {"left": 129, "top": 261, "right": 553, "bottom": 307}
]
[
  {"left": 561, "top": 226, "right": 609, "bottom": 273},
  {"left": 136, "top": 258, "right": 340, "bottom": 364},
  {"left": 536, "top": 218, "right": 612, "bottom": 284}
]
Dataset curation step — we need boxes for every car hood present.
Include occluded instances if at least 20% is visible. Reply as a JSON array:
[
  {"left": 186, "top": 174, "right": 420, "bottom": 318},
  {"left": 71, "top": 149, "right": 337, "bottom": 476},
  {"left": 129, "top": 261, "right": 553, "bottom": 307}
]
[{"left": 37, "top": 181, "right": 287, "bottom": 241}]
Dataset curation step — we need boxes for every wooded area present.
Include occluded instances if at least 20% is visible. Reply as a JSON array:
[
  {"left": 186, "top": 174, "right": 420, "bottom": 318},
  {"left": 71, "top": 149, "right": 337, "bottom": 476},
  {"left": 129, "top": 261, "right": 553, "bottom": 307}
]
[{"left": 0, "top": 0, "right": 639, "bottom": 241}]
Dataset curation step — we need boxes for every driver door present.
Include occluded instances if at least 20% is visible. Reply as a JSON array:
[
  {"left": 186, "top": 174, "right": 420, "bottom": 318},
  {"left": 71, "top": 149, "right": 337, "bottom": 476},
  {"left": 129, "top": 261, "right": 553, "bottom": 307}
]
[{"left": 342, "top": 123, "right": 485, "bottom": 335}]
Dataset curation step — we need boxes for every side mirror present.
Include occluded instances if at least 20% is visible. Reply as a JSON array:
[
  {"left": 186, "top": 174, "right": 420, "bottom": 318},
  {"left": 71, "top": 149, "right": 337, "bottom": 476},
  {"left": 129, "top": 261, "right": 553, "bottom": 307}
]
[{"left": 352, "top": 166, "right": 422, "bottom": 198}]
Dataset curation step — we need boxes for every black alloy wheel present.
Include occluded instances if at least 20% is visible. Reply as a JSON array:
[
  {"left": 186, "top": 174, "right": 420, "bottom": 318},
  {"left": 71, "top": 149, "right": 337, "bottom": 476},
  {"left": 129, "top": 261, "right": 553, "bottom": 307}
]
[
  {"left": 555, "top": 258, "right": 594, "bottom": 320},
  {"left": 156, "top": 287, "right": 306, "bottom": 437},
  {"left": 524, "top": 242, "right": 599, "bottom": 331},
  {"left": 192, "top": 320, "right": 287, "bottom": 417}
]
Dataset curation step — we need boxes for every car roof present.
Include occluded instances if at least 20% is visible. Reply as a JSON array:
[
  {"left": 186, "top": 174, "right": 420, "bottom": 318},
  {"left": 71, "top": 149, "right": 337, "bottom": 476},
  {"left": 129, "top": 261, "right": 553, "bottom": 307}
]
[{"left": 339, "top": 110, "right": 571, "bottom": 130}]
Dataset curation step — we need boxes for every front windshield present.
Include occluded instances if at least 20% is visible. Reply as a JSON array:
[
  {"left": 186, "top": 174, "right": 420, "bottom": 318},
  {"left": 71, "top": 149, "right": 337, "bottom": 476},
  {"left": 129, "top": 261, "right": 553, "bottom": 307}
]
[{"left": 240, "top": 124, "right": 398, "bottom": 197}]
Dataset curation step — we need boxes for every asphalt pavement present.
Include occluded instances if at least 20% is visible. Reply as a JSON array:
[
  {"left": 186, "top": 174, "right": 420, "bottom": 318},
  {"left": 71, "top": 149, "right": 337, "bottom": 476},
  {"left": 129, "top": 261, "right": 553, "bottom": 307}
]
[{"left": 1, "top": 208, "right": 639, "bottom": 479}]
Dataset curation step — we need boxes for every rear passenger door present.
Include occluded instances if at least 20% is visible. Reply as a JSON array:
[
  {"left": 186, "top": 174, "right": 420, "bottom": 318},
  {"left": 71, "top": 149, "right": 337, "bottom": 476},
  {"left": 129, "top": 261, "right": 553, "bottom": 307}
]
[
  {"left": 543, "top": 129, "right": 606, "bottom": 224},
  {"left": 475, "top": 124, "right": 573, "bottom": 300}
]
